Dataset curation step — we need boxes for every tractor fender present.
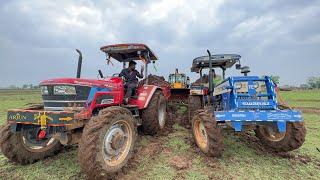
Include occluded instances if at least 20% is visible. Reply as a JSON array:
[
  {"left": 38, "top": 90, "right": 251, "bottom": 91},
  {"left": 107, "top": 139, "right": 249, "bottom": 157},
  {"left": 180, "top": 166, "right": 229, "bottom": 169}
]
[{"left": 130, "top": 85, "right": 165, "bottom": 109}]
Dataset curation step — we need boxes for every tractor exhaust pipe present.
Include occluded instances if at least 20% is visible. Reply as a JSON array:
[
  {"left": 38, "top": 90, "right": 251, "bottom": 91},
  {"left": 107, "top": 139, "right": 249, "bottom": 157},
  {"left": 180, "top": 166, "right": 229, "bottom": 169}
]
[
  {"left": 76, "top": 49, "right": 82, "bottom": 78},
  {"left": 207, "top": 50, "right": 213, "bottom": 96}
]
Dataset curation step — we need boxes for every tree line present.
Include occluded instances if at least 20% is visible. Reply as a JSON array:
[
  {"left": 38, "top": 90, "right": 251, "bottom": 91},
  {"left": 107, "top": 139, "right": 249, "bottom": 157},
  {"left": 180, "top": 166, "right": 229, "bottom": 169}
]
[
  {"left": 301, "top": 77, "right": 320, "bottom": 89},
  {"left": 3, "top": 76, "right": 320, "bottom": 90},
  {"left": 270, "top": 75, "right": 320, "bottom": 89},
  {"left": 6, "top": 84, "right": 40, "bottom": 90}
]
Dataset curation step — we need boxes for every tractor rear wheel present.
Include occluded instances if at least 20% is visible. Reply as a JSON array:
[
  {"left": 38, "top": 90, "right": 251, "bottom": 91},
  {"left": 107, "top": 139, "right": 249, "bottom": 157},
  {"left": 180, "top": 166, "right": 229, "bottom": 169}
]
[
  {"left": 255, "top": 122, "right": 306, "bottom": 152},
  {"left": 191, "top": 109, "right": 223, "bottom": 157},
  {"left": 141, "top": 90, "right": 167, "bottom": 135},
  {"left": 0, "top": 123, "right": 62, "bottom": 164},
  {"left": 78, "top": 107, "right": 137, "bottom": 179},
  {"left": 188, "top": 96, "right": 202, "bottom": 123}
]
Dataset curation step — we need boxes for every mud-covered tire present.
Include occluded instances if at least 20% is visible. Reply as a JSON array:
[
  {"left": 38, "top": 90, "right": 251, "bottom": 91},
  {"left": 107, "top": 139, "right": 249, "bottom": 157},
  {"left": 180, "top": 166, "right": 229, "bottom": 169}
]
[
  {"left": 255, "top": 122, "right": 306, "bottom": 152},
  {"left": 0, "top": 123, "right": 62, "bottom": 164},
  {"left": 188, "top": 96, "right": 202, "bottom": 123},
  {"left": 191, "top": 109, "right": 223, "bottom": 157},
  {"left": 141, "top": 90, "right": 167, "bottom": 135},
  {"left": 78, "top": 107, "right": 137, "bottom": 179}
]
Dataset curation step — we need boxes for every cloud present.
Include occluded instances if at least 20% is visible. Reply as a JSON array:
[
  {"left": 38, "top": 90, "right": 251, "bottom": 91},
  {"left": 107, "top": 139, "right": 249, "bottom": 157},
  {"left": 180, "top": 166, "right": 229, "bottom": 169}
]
[
  {"left": 229, "top": 15, "right": 280, "bottom": 39},
  {"left": 0, "top": 0, "right": 319, "bottom": 87}
]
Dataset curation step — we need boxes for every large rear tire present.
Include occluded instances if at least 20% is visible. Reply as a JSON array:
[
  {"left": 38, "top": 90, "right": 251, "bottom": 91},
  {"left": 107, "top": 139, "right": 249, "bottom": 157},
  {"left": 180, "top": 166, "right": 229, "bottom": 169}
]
[
  {"left": 255, "top": 122, "right": 306, "bottom": 152},
  {"left": 141, "top": 90, "right": 167, "bottom": 135},
  {"left": 0, "top": 123, "right": 62, "bottom": 164},
  {"left": 78, "top": 107, "right": 137, "bottom": 179},
  {"left": 191, "top": 109, "right": 223, "bottom": 157}
]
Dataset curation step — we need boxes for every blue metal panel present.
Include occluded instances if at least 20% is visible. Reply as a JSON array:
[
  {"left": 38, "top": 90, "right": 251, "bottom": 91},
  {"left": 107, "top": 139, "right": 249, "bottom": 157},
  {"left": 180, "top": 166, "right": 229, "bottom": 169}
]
[
  {"left": 221, "top": 76, "right": 278, "bottom": 110},
  {"left": 214, "top": 110, "right": 302, "bottom": 132},
  {"left": 247, "top": 80, "right": 256, "bottom": 95},
  {"left": 213, "top": 75, "right": 302, "bottom": 133},
  {"left": 237, "top": 100, "right": 276, "bottom": 109}
]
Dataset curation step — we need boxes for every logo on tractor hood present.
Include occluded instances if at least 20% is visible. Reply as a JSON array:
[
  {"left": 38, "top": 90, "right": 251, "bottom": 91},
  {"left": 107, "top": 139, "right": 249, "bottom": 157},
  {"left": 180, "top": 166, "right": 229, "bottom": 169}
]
[{"left": 8, "top": 113, "right": 27, "bottom": 121}]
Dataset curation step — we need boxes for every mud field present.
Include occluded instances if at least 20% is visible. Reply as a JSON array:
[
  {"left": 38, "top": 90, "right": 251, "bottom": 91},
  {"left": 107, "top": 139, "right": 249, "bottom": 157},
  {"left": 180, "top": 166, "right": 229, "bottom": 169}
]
[{"left": 0, "top": 89, "right": 319, "bottom": 179}]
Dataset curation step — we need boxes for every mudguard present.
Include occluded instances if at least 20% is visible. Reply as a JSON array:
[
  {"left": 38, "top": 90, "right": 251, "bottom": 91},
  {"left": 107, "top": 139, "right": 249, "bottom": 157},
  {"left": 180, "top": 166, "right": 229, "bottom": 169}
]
[{"left": 129, "top": 85, "right": 165, "bottom": 109}]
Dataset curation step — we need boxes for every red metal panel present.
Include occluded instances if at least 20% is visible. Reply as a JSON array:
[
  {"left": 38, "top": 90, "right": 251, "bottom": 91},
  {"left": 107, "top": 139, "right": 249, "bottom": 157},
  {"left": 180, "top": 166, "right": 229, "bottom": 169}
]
[
  {"left": 129, "top": 85, "right": 158, "bottom": 109},
  {"left": 40, "top": 77, "right": 123, "bottom": 88}
]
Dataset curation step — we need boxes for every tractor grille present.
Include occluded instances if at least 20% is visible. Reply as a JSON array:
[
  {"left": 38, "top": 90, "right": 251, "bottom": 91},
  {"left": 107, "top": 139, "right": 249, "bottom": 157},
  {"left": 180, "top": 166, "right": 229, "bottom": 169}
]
[{"left": 41, "top": 85, "right": 91, "bottom": 111}]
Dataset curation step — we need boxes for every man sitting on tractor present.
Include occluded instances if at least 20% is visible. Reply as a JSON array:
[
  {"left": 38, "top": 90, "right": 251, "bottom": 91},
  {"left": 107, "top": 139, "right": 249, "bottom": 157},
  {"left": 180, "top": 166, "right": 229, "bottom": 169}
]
[{"left": 119, "top": 61, "right": 144, "bottom": 103}]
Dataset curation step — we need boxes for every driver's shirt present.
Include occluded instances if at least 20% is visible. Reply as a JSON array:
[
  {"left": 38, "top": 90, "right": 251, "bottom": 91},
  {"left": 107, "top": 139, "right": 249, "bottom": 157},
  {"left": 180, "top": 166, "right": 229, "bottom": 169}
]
[{"left": 119, "top": 68, "right": 143, "bottom": 84}]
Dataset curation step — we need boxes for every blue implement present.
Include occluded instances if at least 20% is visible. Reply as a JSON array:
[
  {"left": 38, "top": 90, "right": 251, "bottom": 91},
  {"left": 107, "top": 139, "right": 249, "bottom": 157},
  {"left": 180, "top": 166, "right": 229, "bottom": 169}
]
[{"left": 214, "top": 110, "right": 303, "bottom": 132}]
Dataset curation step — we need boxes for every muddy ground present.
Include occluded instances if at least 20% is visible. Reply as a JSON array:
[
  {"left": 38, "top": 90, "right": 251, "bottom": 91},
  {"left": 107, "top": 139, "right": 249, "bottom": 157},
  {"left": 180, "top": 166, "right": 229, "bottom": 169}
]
[
  {"left": 111, "top": 105, "right": 319, "bottom": 180},
  {"left": 1, "top": 89, "right": 320, "bottom": 179}
]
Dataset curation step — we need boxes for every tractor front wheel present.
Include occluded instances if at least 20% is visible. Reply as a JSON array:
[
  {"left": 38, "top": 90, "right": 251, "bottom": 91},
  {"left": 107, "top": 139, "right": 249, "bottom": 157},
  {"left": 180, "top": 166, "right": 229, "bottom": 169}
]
[
  {"left": 141, "top": 90, "right": 167, "bottom": 135},
  {"left": 191, "top": 109, "right": 223, "bottom": 157},
  {"left": 255, "top": 122, "right": 306, "bottom": 152},
  {"left": 78, "top": 107, "right": 137, "bottom": 179},
  {"left": 0, "top": 123, "right": 62, "bottom": 164}
]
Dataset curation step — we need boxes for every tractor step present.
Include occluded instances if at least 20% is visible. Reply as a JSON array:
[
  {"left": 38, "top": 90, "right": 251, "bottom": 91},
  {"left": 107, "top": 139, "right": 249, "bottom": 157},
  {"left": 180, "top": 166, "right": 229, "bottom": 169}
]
[
  {"left": 122, "top": 105, "right": 140, "bottom": 118},
  {"left": 122, "top": 105, "right": 138, "bottom": 108}
]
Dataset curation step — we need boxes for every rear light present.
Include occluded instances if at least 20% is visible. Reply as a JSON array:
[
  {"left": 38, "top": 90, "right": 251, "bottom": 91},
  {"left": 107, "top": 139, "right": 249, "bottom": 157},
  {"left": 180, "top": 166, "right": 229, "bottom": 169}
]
[{"left": 38, "top": 130, "right": 47, "bottom": 139}]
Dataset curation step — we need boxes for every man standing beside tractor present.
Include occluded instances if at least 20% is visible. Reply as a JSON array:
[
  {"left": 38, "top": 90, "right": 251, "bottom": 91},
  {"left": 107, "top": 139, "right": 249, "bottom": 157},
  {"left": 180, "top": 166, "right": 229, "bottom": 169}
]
[{"left": 119, "top": 61, "right": 144, "bottom": 103}]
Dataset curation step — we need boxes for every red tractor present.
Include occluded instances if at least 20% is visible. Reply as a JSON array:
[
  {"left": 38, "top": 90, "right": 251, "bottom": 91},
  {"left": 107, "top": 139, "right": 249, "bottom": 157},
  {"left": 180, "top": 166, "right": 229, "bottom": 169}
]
[{"left": 0, "top": 44, "right": 170, "bottom": 179}]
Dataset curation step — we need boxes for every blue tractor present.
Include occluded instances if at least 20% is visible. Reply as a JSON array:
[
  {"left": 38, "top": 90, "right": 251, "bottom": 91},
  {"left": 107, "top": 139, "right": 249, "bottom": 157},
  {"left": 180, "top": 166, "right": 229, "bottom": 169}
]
[{"left": 189, "top": 50, "right": 306, "bottom": 157}]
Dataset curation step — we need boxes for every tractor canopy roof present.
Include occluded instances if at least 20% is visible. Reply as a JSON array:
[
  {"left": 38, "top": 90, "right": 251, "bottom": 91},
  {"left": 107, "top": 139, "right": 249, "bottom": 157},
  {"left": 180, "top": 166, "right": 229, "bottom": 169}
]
[
  {"left": 191, "top": 54, "right": 241, "bottom": 72},
  {"left": 100, "top": 43, "right": 158, "bottom": 63}
]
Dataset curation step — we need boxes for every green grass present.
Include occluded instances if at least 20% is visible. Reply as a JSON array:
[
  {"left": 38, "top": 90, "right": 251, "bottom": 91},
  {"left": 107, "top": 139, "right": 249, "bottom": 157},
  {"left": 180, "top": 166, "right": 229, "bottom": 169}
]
[
  {"left": 279, "top": 90, "right": 320, "bottom": 108},
  {"left": 0, "top": 147, "right": 83, "bottom": 179},
  {"left": 0, "top": 89, "right": 319, "bottom": 179},
  {"left": 0, "top": 89, "right": 41, "bottom": 125}
]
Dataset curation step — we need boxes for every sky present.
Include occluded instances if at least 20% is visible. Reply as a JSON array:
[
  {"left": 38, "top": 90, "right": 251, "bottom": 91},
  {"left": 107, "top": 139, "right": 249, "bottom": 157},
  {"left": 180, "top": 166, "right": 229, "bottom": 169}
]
[{"left": 0, "top": 0, "right": 319, "bottom": 87}]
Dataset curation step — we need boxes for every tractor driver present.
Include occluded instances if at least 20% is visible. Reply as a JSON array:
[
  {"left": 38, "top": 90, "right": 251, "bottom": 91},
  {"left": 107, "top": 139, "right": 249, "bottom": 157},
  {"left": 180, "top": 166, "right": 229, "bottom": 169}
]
[{"left": 119, "top": 61, "right": 144, "bottom": 103}]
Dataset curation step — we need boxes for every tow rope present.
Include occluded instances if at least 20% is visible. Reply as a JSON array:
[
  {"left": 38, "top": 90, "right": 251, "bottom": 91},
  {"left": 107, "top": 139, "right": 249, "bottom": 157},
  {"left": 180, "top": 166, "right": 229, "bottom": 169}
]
[{"left": 275, "top": 86, "right": 292, "bottom": 109}]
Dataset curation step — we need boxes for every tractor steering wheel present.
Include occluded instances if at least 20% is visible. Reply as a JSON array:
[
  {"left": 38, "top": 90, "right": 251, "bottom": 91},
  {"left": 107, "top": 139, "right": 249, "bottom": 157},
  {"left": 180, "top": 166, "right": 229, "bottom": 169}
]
[{"left": 112, "top": 73, "right": 120, "bottom": 77}]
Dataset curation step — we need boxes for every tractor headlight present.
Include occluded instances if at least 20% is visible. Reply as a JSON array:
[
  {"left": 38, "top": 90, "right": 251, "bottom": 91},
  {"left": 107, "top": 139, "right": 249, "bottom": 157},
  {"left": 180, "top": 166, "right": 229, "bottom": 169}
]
[
  {"left": 235, "top": 82, "right": 242, "bottom": 89},
  {"left": 253, "top": 82, "right": 259, "bottom": 89},
  {"left": 40, "top": 86, "right": 49, "bottom": 95},
  {"left": 53, "top": 85, "right": 76, "bottom": 95}
]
